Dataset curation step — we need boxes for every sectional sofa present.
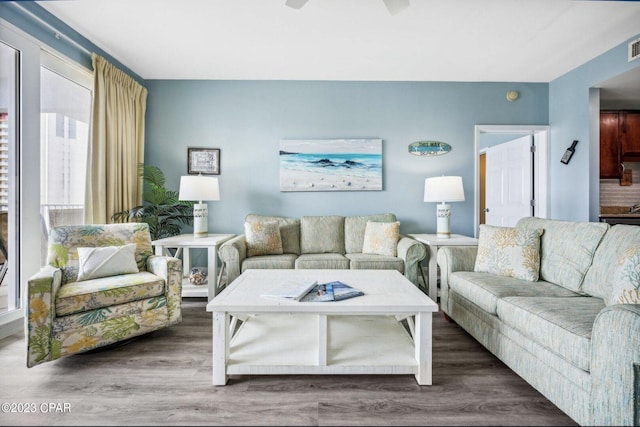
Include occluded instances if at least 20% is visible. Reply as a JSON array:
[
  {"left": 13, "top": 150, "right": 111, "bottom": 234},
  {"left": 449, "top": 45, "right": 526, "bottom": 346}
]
[
  {"left": 437, "top": 217, "right": 640, "bottom": 426},
  {"left": 218, "top": 213, "right": 427, "bottom": 287}
]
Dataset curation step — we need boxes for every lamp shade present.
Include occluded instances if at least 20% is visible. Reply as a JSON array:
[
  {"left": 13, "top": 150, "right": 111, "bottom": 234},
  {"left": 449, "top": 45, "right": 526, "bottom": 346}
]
[
  {"left": 424, "top": 176, "right": 465, "bottom": 203},
  {"left": 179, "top": 175, "right": 220, "bottom": 202}
]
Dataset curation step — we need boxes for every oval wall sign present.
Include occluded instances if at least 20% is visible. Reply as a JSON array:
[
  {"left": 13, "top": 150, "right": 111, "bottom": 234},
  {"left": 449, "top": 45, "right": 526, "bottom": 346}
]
[{"left": 408, "top": 140, "right": 451, "bottom": 156}]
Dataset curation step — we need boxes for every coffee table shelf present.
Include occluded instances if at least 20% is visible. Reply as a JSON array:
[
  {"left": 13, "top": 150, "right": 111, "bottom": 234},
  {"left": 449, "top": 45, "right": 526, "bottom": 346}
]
[{"left": 227, "top": 314, "right": 417, "bottom": 375}]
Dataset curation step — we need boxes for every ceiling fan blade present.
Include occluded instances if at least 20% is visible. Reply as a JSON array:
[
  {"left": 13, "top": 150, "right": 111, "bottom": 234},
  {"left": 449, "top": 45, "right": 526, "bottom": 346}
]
[
  {"left": 285, "top": 0, "right": 310, "bottom": 9},
  {"left": 383, "top": 0, "right": 410, "bottom": 15}
]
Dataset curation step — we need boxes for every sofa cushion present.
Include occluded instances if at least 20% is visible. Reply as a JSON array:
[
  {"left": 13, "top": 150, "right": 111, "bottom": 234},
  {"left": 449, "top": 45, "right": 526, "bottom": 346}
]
[
  {"left": 241, "top": 254, "right": 297, "bottom": 271},
  {"left": 362, "top": 221, "right": 400, "bottom": 257},
  {"left": 244, "top": 221, "right": 284, "bottom": 257},
  {"left": 607, "top": 244, "right": 640, "bottom": 306},
  {"left": 474, "top": 225, "right": 543, "bottom": 282},
  {"left": 295, "top": 253, "right": 350, "bottom": 269},
  {"left": 300, "top": 216, "right": 345, "bottom": 254},
  {"left": 582, "top": 224, "right": 640, "bottom": 299},
  {"left": 516, "top": 217, "right": 609, "bottom": 293},
  {"left": 55, "top": 271, "right": 165, "bottom": 317},
  {"left": 76, "top": 244, "right": 139, "bottom": 281},
  {"left": 245, "top": 214, "right": 301, "bottom": 255},
  {"left": 449, "top": 271, "right": 581, "bottom": 315},
  {"left": 346, "top": 253, "right": 404, "bottom": 273},
  {"left": 496, "top": 296, "right": 605, "bottom": 372},
  {"left": 344, "top": 213, "right": 397, "bottom": 253}
]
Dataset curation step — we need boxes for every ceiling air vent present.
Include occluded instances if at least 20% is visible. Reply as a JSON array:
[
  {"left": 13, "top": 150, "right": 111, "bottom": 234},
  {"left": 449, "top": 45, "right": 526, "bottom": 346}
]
[{"left": 630, "top": 38, "right": 640, "bottom": 62}]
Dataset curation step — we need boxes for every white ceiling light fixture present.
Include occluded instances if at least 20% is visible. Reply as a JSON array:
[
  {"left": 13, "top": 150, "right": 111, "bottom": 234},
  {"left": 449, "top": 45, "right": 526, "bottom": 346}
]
[{"left": 285, "top": 0, "right": 410, "bottom": 15}]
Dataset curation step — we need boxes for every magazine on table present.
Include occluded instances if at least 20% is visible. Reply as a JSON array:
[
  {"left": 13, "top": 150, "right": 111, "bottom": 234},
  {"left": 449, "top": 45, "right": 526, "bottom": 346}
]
[
  {"left": 300, "top": 281, "right": 364, "bottom": 302},
  {"left": 260, "top": 280, "right": 318, "bottom": 301}
]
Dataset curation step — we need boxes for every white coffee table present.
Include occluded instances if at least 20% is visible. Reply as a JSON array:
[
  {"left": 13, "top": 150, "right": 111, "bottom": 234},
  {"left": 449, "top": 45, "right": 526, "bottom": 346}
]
[{"left": 206, "top": 269, "right": 438, "bottom": 386}]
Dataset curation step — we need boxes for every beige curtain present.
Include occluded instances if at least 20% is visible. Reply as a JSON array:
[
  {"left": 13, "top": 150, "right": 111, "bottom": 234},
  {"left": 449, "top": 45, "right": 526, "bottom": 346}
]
[{"left": 85, "top": 53, "right": 148, "bottom": 224}]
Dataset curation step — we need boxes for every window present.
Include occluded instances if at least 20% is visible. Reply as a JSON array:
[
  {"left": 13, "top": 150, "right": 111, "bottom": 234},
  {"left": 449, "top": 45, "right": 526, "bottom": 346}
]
[
  {"left": 40, "top": 52, "right": 92, "bottom": 264},
  {"left": 0, "top": 41, "right": 19, "bottom": 318}
]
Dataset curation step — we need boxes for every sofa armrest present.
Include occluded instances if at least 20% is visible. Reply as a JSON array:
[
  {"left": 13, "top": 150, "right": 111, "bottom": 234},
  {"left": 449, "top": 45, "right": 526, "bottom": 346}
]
[
  {"left": 397, "top": 235, "right": 427, "bottom": 286},
  {"left": 218, "top": 235, "right": 247, "bottom": 285},
  {"left": 27, "top": 265, "right": 62, "bottom": 367},
  {"left": 590, "top": 303, "right": 640, "bottom": 426},
  {"left": 147, "top": 255, "right": 183, "bottom": 325},
  {"left": 437, "top": 246, "right": 478, "bottom": 315}
]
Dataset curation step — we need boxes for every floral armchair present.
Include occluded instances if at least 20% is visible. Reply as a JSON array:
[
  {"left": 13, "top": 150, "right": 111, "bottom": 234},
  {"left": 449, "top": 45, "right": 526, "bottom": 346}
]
[{"left": 27, "top": 223, "right": 182, "bottom": 367}]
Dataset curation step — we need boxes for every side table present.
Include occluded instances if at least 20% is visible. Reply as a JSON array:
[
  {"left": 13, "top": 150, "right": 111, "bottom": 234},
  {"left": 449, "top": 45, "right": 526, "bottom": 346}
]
[
  {"left": 408, "top": 234, "right": 478, "bottom": 303},
  {"left": 152, "top": 233, "right": 235, "bottom": 301}
]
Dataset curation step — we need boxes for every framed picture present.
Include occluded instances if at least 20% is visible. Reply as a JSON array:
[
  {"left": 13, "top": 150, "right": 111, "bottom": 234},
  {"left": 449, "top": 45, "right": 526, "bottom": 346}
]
[
  {"left": 280, "top": 139, "right": 382, "bottom": 192},
  {"left": 187, "top": 147, "right": 220, "bottom": 175}
]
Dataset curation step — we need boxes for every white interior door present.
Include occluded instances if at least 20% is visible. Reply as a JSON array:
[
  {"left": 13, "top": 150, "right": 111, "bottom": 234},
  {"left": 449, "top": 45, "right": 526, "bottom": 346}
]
[{"left": 485, "top": 135, "right": 533, "bottom": 226}]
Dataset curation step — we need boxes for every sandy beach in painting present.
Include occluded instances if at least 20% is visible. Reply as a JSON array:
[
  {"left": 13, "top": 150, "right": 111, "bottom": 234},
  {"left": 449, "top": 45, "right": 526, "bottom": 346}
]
[{"left": 280, "top": 168, "right": 381, "bottom": 192}]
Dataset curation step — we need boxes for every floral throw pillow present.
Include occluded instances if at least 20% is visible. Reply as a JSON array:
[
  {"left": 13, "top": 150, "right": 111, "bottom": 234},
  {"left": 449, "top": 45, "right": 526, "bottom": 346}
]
[
  {"left": 362, "top": 221, "right": 400, "bottom": 257},
  {"left": 474, "top": 224, "right": 543, "bottom": 282},
  {"left": 244, "top": 221, "right": 284, "bottom": 257},
  {"left": 607, "top": 244, "right": 640, "bottom": 306}
]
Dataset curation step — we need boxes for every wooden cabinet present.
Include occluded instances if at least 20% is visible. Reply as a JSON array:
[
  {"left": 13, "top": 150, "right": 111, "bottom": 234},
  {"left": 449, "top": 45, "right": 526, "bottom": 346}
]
[
  {"left": 600, "top": 112, "right": 621, "bottom": 178},
  {"left": 600, "top": 110, "right": 640, "bottom": 178},
  {"left": 621, "top": 111, "right": 640, "bottom": 160}
]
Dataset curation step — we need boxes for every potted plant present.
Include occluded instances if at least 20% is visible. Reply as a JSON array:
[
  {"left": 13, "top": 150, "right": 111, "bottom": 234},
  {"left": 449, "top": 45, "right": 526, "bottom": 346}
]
[{"left": 112, "top": 164, "right": 194, "bottom": 240}]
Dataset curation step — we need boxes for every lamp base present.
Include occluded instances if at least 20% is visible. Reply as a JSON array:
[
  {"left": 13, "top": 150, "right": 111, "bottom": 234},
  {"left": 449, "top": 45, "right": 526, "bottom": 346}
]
[
  {"left": 193, "top": 203, "right": 209, "bottom": 238},
  {"left": 436, "top": 203, "right": 451, "bottom": 239}
]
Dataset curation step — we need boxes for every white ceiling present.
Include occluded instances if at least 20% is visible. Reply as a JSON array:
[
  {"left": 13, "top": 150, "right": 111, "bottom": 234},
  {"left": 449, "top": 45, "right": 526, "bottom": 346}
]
[{"left": 37, "top": 0, "right": 640, "bottom": 82}]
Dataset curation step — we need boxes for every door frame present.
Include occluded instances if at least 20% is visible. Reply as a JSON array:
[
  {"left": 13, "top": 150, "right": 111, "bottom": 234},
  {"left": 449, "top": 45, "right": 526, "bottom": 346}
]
[{"left": 474, "top": 125, "right": 550, "bottom": 237}]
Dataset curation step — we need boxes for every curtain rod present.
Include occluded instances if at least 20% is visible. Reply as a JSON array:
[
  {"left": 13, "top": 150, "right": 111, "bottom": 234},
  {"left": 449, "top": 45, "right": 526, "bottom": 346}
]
[{"left": 15, "top": 3, "right": 93, "bottom": 57}]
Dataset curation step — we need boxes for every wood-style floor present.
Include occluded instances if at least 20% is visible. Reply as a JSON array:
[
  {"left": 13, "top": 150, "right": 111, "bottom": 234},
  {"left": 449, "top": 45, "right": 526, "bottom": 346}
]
[{"left": 0, "top": 299, "right": 577, "bottom": 426}]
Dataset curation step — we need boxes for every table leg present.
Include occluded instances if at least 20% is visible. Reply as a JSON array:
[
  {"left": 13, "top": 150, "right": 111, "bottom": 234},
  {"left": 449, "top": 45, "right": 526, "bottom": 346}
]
[
  {"left": 414, "top": 312, "right": 432, "bottom": 385},
  {"left": 317, "top": 315, "right": 327, "bottom": 366},
  {"left": 212, "top": 311, "right": 229, "bottom": 385},
  {"left": 183, "top": 247, "right": 191, "bottom": 282},
  {"left": 207, "top": 246, "right": 217, "bottom": 301},
  {"left": 428, "top": 244, "right": 438, "bottom": 303}
]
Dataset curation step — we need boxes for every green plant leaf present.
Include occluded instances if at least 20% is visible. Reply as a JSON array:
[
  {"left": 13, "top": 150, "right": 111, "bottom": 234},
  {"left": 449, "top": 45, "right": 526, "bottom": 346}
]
[{"left": 111, "top": 164, "right": 194, "bottom": 240}]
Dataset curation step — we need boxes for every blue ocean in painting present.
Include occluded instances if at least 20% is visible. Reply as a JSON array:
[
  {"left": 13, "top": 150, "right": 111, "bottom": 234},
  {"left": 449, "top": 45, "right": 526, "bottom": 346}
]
[{"left": 280, "top": 153, "right": 382, "bottom": 178}]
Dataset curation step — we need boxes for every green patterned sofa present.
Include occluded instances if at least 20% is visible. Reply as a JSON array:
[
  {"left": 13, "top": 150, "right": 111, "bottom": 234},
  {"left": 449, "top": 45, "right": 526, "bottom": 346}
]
[
  {"left": 438, "top": 217, "right": 640, "bottom": 426},
  {"left": 219, "top": 213, "right": 427, "bottom": 287},
  {"left": 27, "top": 223, "right": 182, "bottom": 367}
]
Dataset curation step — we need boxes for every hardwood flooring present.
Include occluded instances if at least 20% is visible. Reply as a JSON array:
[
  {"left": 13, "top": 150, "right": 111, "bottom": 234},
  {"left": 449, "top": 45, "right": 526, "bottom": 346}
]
[{"left": 0, "top": 299, "right": 577, "bottom": 426}]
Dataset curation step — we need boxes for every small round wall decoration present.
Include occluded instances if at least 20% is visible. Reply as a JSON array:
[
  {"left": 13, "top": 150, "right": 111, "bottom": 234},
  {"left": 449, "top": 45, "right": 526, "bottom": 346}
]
[{"left": 408, "top": 141, "right": 452, "bottom": 156}]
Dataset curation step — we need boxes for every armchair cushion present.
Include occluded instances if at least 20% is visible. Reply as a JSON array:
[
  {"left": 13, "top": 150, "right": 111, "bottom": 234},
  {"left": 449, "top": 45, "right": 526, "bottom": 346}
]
[
  {"left": 47, "top": 224, "right": 154, "bottom": 284},
  {"left": 55, "top": 271, "right": 165, "bottom": 317},
  {"left": 76, "top": 244, "right": 139, "bottom": 281}
]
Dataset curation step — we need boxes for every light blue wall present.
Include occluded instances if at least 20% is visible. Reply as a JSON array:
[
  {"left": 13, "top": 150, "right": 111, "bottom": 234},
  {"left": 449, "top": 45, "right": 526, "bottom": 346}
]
[
  {"left": 145, "top": 80, "right": 548, "bottom": 236},
  {"left": 549, "top": 33, "right": 640, "bottom": 222}
]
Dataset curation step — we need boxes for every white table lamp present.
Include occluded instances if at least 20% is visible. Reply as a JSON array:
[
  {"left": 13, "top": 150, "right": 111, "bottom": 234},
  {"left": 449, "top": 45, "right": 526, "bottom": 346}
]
[
  {"left": 179, "top": 175, "right": 220, "bottom": 238},
  {"left": 424, "top": 176, "right": 465, "bottom": 239}
]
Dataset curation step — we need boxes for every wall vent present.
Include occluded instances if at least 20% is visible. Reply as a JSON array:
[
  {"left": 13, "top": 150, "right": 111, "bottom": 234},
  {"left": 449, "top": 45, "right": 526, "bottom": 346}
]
[{"left": 630, "top": 38, "right": 640, "bottom": 62}]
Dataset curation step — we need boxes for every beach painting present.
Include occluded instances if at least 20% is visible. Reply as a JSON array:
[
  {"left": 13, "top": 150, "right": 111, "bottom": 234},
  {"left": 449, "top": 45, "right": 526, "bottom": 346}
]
[{"left": 280, "top": 139, "right": 382, "bottom": 192}]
